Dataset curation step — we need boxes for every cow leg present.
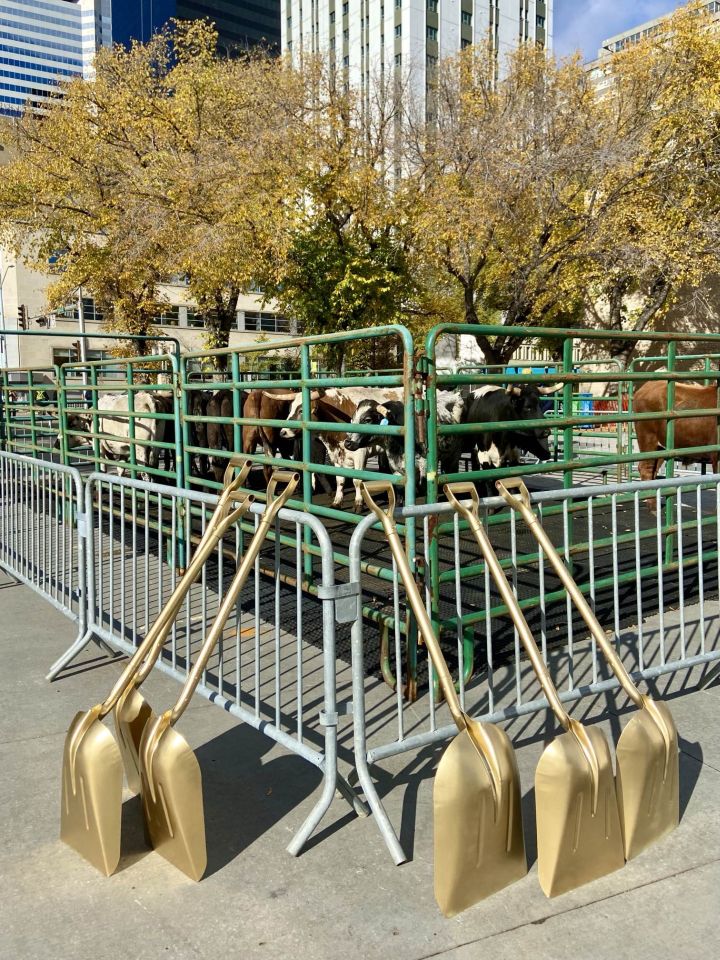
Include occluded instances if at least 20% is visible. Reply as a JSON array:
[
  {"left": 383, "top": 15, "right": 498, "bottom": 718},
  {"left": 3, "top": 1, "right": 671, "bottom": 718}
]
[{"left": 639, "top": 453, "right": 660, "bottom": 512}]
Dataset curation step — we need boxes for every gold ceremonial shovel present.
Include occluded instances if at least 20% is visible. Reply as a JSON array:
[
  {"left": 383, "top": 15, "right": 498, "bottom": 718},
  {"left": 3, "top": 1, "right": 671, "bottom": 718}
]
[
  {"left": 61, "top": 459, "right": 256, "bottom": 876},
  {"left": 114, "top": 459, "right": 256, "bottom": 795},
  {"left": 496, "top": 477, "right": 679, "bottom": 861},
  {"left": 445, "top": 482, "right": 626, "bottom": 898},
  {"left": 139, "top": 469, "right": 299, "bottom": 881},
  {"left": 360, "top": 481, "right": 526, "bottom": 918}
]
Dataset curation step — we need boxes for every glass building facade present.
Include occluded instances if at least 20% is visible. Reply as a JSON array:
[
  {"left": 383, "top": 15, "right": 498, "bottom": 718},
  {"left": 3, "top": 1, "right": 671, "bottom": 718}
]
[
  {"left": 0, "top": 0, "right": 111, "bottom": 116},
  {"left": 112, "top": 1, "right": 281, "bottom": 53}
]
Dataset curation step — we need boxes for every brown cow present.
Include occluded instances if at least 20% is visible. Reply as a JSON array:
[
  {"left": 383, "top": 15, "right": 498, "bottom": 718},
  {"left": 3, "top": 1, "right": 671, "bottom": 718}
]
[
  {"left": 240, "top": 389, "right": 297, "bottom": 482},
  {"left": 633, "top": 381, "right": 719, "bottom": 499}
]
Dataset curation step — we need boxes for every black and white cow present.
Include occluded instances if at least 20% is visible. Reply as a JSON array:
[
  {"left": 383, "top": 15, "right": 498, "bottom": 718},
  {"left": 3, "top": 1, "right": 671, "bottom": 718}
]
[
  {"left": 344, "top": 390, "right": 465, "bottom": 498},
  {"left": 463, "top": 383, "right": 560, "bottom": 472}
]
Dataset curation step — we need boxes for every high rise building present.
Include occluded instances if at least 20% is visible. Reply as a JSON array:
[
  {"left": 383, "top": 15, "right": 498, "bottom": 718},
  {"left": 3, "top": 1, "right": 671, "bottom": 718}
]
[
  {"left": 0, "top": 0, "right": 111, "bottom": 116},
  {"left": 112, "top": 2, "right": 281, "bottom": 53},
  {"left": 283, "top": 1, "right": 552, "bottom": 99}
]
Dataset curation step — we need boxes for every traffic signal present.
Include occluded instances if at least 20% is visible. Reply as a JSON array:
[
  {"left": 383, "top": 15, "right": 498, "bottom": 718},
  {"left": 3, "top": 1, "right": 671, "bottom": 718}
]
[{"left": 17, "top": 304, "right": 27, "bottom": 330}]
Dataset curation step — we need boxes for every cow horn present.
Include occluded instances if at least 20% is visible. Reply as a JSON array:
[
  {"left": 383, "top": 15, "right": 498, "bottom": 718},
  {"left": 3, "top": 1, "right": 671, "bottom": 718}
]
[
  {"left": 538, "top": 383, "right": 564, "bottom": 395},
  {"left": 260, "top": 390, "right": 298, "bottom": 401},
  {"left": 505, "top": 385, "right": 522, "bottom": 396},
  {"left": 376, "top": 404, "right": 389, "bottom": 417}
]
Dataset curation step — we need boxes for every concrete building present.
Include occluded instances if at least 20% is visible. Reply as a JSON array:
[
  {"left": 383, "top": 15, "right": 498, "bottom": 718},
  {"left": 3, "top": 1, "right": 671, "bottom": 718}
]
[
  {"left": 112, "top": 1, "right": 281, "bottom": 52},
  {"left": 0, "top": 0, "right": 111, "bottom": 116},
  {"left": 0, "top": 245, "right": 292, "bottom": 369},
  {"left": 586, "top": 1, "right": 720, "bottom": 84},
  {"left": 283, "top": 1, "right": 552, "bottom": 110}
]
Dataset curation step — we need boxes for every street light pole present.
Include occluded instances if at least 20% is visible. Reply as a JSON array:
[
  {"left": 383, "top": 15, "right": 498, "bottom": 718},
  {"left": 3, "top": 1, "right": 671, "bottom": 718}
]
[
  {"left": 77, "top": 285, "right": 89, "bottom": 387},
  {"left": 0, "top": 259, "right": 16, "bottom": 368}
]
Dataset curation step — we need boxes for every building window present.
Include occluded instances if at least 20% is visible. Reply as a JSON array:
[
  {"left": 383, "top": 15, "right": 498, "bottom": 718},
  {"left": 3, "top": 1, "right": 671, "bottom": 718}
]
[
  {"left": 426, "top": 53, "right": 437, "bottom": 67},
  {"left": 461, "top": 38, "right": 471, "bottom": 49},
  {"left": 155, "top": 305, "right": 180, "bottom": 326},
  {"left": 537, "top": 15, "right": 545, "bottom": 27},
  {"left": 461, "top": 11, "right": 472, "bottom": 25},
  {"left": 343, "top": 1, "right": 348, "bottom": 14},
  {"left": 344, "top": 27, "right": 349, "bottom": 40},
  {"left": 426, "top": 25, "right": 437, "bottom": 40},
  {"left": 343, "top": 55, "right": 350, "bottom": 66},
  {"left": 57, "top": 298, "right": 103, "bottom": 323},
  {"left": 395, "top": 0, "right": 401, "bottom": 7},
  {"left": 186, "top": 309, "right": 205, "bottom": 328},
  {"left": 395, "top": 24, "right": 402, "bottom": 37},
  {"left": 242, "top": 312, "right": 289, "bottom": 334},
  {"left": 427, "top": 0, "right": 437, "bottom": 10},
  {"left": 394, "top": 52, "right": 402, "bottom": 66}
]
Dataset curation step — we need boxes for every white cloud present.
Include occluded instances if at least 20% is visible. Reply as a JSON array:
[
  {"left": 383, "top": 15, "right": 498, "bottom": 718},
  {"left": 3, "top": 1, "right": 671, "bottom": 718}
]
[{"left": 553, "top": 0, "right": 681, "bottom": 59}]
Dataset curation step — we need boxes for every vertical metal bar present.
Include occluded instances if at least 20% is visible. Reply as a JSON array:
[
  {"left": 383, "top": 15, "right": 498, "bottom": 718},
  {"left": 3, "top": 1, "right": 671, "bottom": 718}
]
[
  {"left": 587, "top": 497, "right": 598, "bottom": 684},
  {"left": 656, "top": 487, "right": 665, "bottom": 664},
  {"left": 563, "top": 497, "right": 574, "bottom": 690},
  {"left": 274, "top": 518, "right": 281, "bottom": 729},
  {"left": 392, "top": 553, "right": 404, "bottom": 741},
  {"left": 300, "top": 344, "right": 313, "bottom": 585},
  {"left": 634, "top": 491, "right": 644, "bottom": 672},
  {"left": 424, "top": 513, "right": 437, "bottom": 731},
  {"left": 697, "top": 484, "right": 705, "bottom": 655},
  {"left": 108, "top": 482, "right": 115, "bottom": 637},
  {"left": 119, "top": 485, "right": 126, "bottom": 643},
  {"left": 612, "top": 493, "right": 621, "bottom": 642},
  {"left": 295, "top": 527, "right": 303, "bottom": 742},
  {"left": 677, "top": 487, "right": 686, "bottom": 660},
  {"left": 453, "top": 513, "right": 465, "bottom": 709},
  {"left": 254, "top": 513, "right": 261, "bottom": 718},
  {"left": 510, "top": 510, "right": 521, "bottom": 707}
]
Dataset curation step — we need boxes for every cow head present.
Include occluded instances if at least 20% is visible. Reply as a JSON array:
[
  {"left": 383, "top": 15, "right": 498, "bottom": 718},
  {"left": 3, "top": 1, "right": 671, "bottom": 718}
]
[
  {"left": 344, "top": 399, "right": 400, "bottom": 451},
  {"left": 504, "top": 383, "right": 560, "bottom": 459},
  {"left": 278, "top": 390, "right": 322, "bottom": 439},
  {"left": 54, "top": 412, "right": 91, "bottom": 450}
]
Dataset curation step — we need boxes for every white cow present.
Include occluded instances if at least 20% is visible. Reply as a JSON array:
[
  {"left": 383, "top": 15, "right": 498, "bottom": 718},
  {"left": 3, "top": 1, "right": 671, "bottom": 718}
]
[{"left": 57, "top": 391, "right": 167, "bottom": 482}]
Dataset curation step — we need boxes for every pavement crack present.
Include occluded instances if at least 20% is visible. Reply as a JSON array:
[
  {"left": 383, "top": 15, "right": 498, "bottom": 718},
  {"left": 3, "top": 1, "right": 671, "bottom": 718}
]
[{"left": 414, "top": 857, "right": 720, "bottom": 960}]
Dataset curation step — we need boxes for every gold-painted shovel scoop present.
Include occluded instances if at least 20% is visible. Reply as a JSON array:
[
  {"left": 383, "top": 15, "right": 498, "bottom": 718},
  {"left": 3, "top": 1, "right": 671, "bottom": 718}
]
[
  {"left": 360, "top": 481, "right": 527, "bottom": 918},
  {"left": 446, "top": 482, "right": 626, "bottom": 898},
  {"left": 497, "top": 477, "right": 679, "bottom": 860},
  {"left": 139, "top": 469, "right": 299, "bottom": 881},
  {"left": 61, "top": 459, "right": 256, "bottom": 875}
]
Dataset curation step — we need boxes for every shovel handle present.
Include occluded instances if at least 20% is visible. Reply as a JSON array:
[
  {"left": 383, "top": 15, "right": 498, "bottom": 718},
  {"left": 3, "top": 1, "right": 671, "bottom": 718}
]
[
  {"left": 100, "top": 459, "right": 255, "bottom": 713},
  {"left": 360, "top": 481, "right": 467, "bottom": 733},
  {"left": 496, "top": 478, "right": 643, "bottom": 708},
  {"left": 165, "top": 470, "right": 300, "bottom": 725},
  {"left": 444, "top": 483, "right": 573, "bottom": 731}
]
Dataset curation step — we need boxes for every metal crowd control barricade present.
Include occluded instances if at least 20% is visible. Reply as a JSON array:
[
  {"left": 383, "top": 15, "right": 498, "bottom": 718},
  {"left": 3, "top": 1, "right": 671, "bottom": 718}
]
[
  {"left": 62, "top": 471, "right": 366, "bottom": 855},
  {"left": 179, "top": 325, "right": 424, "bottom": 697},
  {"left": 0, "top": 450, "right": 105, "bottom": 675},
  {"left": 348, "top": 475, "right": 720, "bottom": 862},
  {"left": 423, "top": 323, "right": 720, "bottom": 688}
]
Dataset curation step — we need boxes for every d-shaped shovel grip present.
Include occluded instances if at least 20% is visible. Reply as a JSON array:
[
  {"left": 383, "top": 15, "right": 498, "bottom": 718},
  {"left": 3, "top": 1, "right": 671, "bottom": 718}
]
[
  {"left": 496, "top": 478, "right": 644, "bottom": 708},
  {"left": 101, "top": 459, "right": 255, "bottom": 715},
  {"left": 445, "top": 481, "right": 602, "bottom": 814}
]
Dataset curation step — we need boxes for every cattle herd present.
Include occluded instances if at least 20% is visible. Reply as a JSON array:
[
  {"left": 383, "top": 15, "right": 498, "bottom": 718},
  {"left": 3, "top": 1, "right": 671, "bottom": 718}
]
[{"left": 53, "top": 380, "right": 566, "bottom": 501}]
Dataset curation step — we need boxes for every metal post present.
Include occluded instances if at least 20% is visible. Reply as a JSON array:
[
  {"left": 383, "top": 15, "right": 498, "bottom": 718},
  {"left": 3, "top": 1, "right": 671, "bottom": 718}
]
[{"left": 77, "top": 288, "right": 89, "bottom": 389}]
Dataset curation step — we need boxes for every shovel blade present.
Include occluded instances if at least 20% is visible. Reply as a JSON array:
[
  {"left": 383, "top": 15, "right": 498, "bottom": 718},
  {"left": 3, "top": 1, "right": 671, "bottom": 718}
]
[
  {"left": 616, "top": 703, "right": 679, "bottom": 860},
  {"left": 60, "top": 712, "right": 123, "bottom": 876},
  {"left": 115, "top": 688, "right": 155, "bottom": 796},
  {"left": 536, "top": 725, "right": 625, "bottom": 897},
  {"left": 434, "top": 721, "right": 527, "bottom": 917},
  {"left": 141, "top": 726, "right": 206, "bottom": 881}
]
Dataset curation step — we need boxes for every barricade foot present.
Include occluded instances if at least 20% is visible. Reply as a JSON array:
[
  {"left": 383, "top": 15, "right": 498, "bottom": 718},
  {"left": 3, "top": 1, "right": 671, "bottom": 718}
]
[{"left": 46, "top": 629, "right": 118, "bottom": 680}]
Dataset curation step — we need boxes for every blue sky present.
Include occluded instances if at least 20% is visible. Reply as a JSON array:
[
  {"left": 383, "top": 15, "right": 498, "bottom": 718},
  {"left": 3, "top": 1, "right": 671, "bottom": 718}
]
[{"left": 553, "top": 1, "right": 680, "bottom": 59}]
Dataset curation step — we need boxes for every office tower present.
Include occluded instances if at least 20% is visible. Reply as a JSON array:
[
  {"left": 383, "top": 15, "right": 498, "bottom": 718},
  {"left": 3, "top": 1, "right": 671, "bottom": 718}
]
[
  {"left": 112, "top": 1, "right": 281, "bottom": 52},
  {"left": 283, "top": 1, "right": 552, "bottom": 101},
  {"left": 0, "top": 0, "right": 111, "bottom": 115}
]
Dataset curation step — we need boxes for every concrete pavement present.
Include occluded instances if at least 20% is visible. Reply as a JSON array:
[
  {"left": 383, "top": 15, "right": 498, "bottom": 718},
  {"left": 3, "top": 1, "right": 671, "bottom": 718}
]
[{"left": 1, "top": 571, "right": 718, "bottom": 960}]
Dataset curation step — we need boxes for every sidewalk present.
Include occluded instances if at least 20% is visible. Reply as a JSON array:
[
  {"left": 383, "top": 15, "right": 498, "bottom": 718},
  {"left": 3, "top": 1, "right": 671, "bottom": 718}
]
[{"left": 1, "top": 572, "right": 718, "bottom": 960}]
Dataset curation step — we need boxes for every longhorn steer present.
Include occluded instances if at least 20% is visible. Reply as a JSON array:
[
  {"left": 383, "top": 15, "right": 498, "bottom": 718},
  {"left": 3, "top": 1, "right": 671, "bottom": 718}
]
[{"left": 632, "top": 380, "right": 719, "bottom": 495}]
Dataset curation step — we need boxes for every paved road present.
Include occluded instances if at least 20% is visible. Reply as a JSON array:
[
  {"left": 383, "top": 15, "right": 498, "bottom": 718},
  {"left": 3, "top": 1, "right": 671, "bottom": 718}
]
[{"left": 1, "top": 573, "right": 718, "bottom": 960}]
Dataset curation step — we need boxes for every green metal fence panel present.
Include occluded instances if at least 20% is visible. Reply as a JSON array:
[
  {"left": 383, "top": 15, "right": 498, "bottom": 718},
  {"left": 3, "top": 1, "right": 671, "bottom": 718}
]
[{"left": 0, "top": 365, "right": 61, "bottom": 459}]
